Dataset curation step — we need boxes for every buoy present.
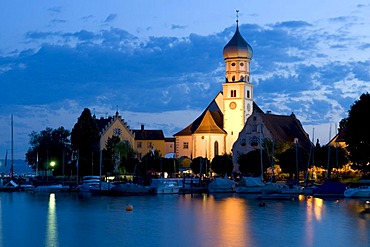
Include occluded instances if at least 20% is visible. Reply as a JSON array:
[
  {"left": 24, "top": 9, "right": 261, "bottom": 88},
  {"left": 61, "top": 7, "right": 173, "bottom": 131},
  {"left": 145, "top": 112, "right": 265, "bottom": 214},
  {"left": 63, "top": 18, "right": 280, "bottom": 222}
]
[{"left": 125, "top": 204, "right": 133, "bottom": 211}]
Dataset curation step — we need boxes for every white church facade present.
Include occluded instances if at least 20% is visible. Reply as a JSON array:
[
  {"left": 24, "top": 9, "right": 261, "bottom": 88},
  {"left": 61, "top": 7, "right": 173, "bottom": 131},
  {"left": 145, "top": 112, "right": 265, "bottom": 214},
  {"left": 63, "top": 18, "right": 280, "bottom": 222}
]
[{"left": 174, "top": 20, "right": 254, "bottom": 161}]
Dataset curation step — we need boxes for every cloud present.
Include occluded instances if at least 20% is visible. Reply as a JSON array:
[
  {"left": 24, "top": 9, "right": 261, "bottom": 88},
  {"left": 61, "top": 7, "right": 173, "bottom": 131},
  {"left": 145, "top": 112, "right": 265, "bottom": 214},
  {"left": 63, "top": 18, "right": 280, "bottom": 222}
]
[
  {"left": 171, "top": 24, "right": 186, "bottom": 30},
  {"left": 104, "top": 14, "right": 117, "bottom": 23},
  {"left": 2, "top": 16, "right": 370, "bottom": 158}
]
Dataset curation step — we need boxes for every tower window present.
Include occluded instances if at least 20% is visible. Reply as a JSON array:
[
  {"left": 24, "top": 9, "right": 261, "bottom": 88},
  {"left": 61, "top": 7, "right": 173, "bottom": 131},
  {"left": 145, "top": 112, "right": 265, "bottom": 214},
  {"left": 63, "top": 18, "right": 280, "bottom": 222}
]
[
  {"left": 231, "top": 90, "right": 236, "bottom": 97},
  {"left": 240, "top": 62, "right": 244, "bottom": 66},
  {"left": 232, "top": 76, "right": 235, "bottom": 82},
  {"left": 247, "top": 90, "right": 250, "bottom": 98},
  {"left": 231, "top": 62, "right": 236, "bottom": 66},
  {"left": 240, "top": 75, "right": 244, "bottom": 81}
]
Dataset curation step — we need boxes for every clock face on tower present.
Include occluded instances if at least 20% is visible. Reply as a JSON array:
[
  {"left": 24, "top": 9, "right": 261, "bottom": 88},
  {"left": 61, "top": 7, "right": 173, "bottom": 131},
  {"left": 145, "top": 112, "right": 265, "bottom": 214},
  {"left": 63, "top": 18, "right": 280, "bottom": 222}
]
[
  {"left": 229, "top": 101, "right": 237, "bottom": 110},
  {"left": 247, "top": 103, "right": 251, "bottom": 112}
]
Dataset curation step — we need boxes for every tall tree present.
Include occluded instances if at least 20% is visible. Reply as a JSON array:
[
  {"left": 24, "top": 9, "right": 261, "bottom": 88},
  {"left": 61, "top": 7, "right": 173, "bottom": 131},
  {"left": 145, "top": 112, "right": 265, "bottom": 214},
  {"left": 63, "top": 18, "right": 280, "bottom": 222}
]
[
  {"left": 340, "top": 93, "right": 370, "bottom": 172},
  {"left": 237, "top": 150, "right": 269, "bottom": 177},
  {"left": 71, "top": 108, "right": 100, "bottom": 178},
  {"left": 26, "top": 127, "right": 71, "bottom": 176},
  {"left": 210, "top": 154, "right": 233, "bottom": 177}
]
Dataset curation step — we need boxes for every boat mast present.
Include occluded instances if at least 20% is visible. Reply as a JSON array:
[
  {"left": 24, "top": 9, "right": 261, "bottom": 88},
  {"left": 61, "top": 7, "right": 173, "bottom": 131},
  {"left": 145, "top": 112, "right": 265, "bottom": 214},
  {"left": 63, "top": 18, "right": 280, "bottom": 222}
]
[
  {"left": 11, "top": 114, "right": 14, "bottom": 178},
  {"left": 326, "top": 123, "right": 332, "bottom": 179}
]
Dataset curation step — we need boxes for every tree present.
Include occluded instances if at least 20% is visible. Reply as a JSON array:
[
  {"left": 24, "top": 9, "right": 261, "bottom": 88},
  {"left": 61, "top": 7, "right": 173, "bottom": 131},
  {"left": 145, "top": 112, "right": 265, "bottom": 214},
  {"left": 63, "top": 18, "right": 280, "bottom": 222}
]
[
  {"left": 210, "top": 154, "right": 233, "bottom": 176},
  {"left": 25, "top": 127, "right": 71, "bottom": 176},
  {"left": 191, "top": 157, "right": 209, "bottom": 174},
  {"left": 71, "top": 108, "right": 100, "bottom": 178},
  {"left": 340, "top": 93, "right": 370, "bottom": 172},
  {"left": 237, "top": 150, "right": 269, "bottom": 177}
]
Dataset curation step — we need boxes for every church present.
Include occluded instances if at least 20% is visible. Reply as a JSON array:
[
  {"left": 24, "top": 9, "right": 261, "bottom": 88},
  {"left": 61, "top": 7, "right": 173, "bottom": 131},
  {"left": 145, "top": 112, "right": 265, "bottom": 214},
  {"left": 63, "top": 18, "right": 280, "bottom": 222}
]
[
  {"left": 174, "top": 19, "right": 313, "bottom": 165},
  {"left": 174, "top": 19, "right": 254, "bottom": 161}
]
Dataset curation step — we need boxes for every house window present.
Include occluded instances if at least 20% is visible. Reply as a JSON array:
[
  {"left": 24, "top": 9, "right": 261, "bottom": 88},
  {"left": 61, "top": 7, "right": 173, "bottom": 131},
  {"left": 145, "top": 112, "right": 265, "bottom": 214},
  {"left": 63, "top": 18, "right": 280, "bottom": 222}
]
[
  {"left": 214, "top": 141, "right": 219, "bottom": 156},
  {"left": 137, "top": 142, "right": 142, "bottom": 148},
  {"left": 183, "top": 142, "right": 189, "bottom": 149},
  {"left": 231, "top": 90, "right": 237, "bottom": 97},
  {"left": 147, "top": 142, "right": 152, "bottom": 148},
  {"left": 252, "top": 124, "right": 257, "bottom": 132}
]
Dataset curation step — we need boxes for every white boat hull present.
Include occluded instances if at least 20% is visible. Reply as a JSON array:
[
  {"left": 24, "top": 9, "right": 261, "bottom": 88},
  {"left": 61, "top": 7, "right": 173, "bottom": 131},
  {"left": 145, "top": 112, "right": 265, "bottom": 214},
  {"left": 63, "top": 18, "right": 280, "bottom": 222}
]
[{"left": 344, "top": 186, "right": 370, "bottom": 198}]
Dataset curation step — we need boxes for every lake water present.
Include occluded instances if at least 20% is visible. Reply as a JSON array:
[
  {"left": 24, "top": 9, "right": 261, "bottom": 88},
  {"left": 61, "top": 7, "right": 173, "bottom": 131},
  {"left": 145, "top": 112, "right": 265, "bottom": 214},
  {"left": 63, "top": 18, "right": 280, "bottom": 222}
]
[{"left": 1, "top": 192, "right": 370, "bottom": 247}]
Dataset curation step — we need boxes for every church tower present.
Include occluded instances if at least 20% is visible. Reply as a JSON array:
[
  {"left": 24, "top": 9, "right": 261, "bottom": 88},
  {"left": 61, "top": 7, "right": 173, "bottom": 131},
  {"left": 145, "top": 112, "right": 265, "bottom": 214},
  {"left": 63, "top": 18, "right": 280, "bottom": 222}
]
[{"left": 222, "top": 13, "right": 254, "bottom": 153}]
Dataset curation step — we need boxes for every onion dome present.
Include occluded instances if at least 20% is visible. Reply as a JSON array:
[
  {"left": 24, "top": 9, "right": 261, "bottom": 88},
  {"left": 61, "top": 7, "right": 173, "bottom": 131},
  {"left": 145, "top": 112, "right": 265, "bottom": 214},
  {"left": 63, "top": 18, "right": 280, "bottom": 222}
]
[{"left": 223, "top": 24, "right": 253, "bottom": 60}]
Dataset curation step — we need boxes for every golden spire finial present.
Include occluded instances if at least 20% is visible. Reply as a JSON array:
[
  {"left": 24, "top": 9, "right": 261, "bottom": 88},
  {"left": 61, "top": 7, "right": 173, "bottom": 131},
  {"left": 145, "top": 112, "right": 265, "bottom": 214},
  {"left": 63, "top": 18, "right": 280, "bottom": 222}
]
[{"left": 236, "top": 10, "right": 239, "bottom": 25}]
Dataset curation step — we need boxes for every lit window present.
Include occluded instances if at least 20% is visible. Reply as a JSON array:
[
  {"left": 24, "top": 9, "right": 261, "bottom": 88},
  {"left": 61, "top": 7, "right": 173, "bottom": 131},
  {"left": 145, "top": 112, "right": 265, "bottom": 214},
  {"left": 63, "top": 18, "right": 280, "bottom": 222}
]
[
  {"left": 147, "top": 142, "right": 152, "bottom": 148},
  {"left": 137, "top": 142, "right": 142, "bottom": 148}
]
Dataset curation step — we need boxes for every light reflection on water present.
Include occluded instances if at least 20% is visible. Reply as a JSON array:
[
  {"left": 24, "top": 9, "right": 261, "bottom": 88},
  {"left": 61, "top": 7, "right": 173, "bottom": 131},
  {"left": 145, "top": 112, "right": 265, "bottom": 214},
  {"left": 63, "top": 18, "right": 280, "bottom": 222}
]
[
  {"left": 46, "top": 193, "right": 58, "bottom": 247},
  {"left": 1, "top": 192, "right": 370, "bottom": 247}
]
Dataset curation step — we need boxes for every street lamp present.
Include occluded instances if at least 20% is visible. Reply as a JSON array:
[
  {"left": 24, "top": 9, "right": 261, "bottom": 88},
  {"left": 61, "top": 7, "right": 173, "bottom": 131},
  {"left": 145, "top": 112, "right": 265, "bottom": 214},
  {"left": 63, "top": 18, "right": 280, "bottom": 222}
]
[{"left": 49, "top": 161, "right": 56, "bottom": 177}]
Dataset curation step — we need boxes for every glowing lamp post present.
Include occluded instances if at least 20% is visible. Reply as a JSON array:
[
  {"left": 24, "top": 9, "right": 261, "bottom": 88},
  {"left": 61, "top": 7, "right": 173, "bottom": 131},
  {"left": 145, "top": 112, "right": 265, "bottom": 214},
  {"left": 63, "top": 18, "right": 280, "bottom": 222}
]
[{"left": 49, "top": 161, "right": 56, "bottom": 177}]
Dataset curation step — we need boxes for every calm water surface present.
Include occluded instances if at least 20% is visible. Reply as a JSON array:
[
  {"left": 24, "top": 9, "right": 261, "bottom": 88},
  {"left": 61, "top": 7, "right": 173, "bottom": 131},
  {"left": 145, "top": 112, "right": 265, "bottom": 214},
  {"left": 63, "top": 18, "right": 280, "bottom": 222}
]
[{"left": 1, "top": 192, "right": 370, "bottom": 247}]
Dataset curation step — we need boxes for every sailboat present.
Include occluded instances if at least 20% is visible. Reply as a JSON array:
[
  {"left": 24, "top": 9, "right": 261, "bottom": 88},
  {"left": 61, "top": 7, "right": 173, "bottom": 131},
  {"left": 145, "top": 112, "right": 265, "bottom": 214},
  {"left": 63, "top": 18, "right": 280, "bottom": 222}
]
[
  {"left": 313, "top": 123, "right": 346, "bottom": 198},
  {"left": 0, "top": 114, "right": 21, "bottom": 192}
]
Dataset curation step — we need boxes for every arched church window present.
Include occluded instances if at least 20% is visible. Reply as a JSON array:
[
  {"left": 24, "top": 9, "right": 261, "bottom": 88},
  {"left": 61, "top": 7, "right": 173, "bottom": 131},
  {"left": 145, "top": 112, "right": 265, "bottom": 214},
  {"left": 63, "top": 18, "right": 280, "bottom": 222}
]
[
  {"left": 214, "top": 141, "right": 219, "bottom": 156},
  {"left": 232, "top": 76, "right": 235, "bottom": 82},
  {"left": 240, "top": 75, "right": 244, "bottom": 81}
]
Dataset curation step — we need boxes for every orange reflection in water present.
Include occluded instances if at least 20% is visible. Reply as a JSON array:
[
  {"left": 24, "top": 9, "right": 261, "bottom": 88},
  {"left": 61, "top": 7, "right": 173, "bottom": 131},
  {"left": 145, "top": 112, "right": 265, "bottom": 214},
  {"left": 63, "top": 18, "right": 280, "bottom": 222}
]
[
  {"left": 303, "top": 196, "right": 324, "bottom": 247},
  {"left": 194, "top": 195, "right": 250, "bottom": 246}
]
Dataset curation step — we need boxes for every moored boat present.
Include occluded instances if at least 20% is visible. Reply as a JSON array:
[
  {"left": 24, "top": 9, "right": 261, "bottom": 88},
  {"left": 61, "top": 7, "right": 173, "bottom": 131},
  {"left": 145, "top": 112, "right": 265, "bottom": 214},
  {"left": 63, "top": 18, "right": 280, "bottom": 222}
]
[
  {"left": 208, "top": 176, "right": 236, "bottom": 193},
  {"left": 235, "top": 176, "right": 266, "bottom": 194},
  {"left": 27, "top": 184, "right": 70, "bottom": 193},
  {"left": 313, "top": 180, "right": 347, "bottom": 198},
  {"left": 150, "top": 178, "right": 182, "bottom": 194},
  {"left": 344, "top": 186, "right": 370, "bottom": 198}
]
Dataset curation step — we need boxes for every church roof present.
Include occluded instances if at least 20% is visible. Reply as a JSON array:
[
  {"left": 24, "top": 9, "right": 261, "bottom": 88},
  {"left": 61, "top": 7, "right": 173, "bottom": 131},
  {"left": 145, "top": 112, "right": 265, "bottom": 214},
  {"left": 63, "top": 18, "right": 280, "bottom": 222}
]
[
  {"left": 174, "top": 99, "right": 263, "bottom": 137},
  {"left": 261, "top": 112, "right": 313, "bottom": 150},
  {"left": 174, "top": 99, "right": 226, "bottom": 136},
  {"left": 223, "top": 24, "right": 253, "bottom": 60}
]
